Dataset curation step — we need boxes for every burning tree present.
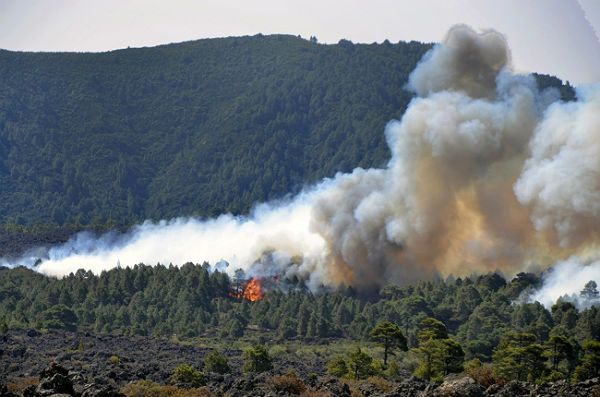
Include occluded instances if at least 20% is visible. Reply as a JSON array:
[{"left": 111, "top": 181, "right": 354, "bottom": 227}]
[{"left": 243, "top": 278, "right": 264, "bottom": 302}]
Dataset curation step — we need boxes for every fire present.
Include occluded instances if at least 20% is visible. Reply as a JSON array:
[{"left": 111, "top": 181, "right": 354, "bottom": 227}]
[{"left": 242, "top": 278, "right": 264, "bottom": 302}]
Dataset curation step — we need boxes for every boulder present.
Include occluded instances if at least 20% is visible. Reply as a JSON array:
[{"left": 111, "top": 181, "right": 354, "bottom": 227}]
[
  {"left": 35, "top": 373, "right": 74, "bottom": 396},
  {"left": 433, "top": 376, "right": 483, "bottom": 397},
  {"left": 80, "top": 384, "right": 125, "bottom": 397}
]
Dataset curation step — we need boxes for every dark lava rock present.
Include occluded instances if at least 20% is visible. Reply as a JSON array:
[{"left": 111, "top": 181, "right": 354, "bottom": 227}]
[
  {"left": 390, "top": 376, "right": 430, "bottom": 397},
  {"left": 491, "top": 380, "right": 531, "bottom": 397},
  {"left": 39, "top": 364, "right": 68, "bottom": 380},
  {"left": 35, "top": 373, "right": 74, "bottom": 396},
  {"left": 26, "top": 330, "right": 39, "bottom": 338}
]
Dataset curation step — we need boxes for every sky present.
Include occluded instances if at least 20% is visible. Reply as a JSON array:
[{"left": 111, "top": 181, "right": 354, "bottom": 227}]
[{"left": 1, "top": 0, "right": 599, "bottom": 85}]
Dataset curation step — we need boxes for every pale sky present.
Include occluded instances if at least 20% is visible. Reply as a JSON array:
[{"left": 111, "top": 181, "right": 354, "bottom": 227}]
[{"left": 1, "top": 0, "right": 599, "bottom": 85}]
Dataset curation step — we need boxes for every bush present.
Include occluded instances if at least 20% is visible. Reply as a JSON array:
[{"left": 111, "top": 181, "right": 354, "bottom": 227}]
[
  {"left": 0, "top": 319, "right": 8, "bottom": 335},
  {"left": 109, "top": 355, "right": 120, "bottom": 365},
  {"left": 171, "top": 364, "right": 205, "bottom": 388},
  {"left": 268, "top": 371, "right": 306, "bottom": 395},
  {"left": 204, "top": 350, "right": 230, "bottom": 374},
  {"left": 122, "top": 380, "right": 213, "bottom": 397},
  {"left": 327, "top": 356, "right": 348, "bottom": 377},
  {"left": 383, "top": 360, "right": 401, "bottom": 380},
  {"left": 243, "top": 344, "right": 273, "bottom": 373}
]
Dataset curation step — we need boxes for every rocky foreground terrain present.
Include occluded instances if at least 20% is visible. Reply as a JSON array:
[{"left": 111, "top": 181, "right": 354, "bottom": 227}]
[{"left": 1, "top": 330, "right": 599, "bottom": 397}]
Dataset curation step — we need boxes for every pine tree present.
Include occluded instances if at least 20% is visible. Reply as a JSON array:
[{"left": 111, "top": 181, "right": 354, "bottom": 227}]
[{"left": 370, "top": 321, "right": 407, "bottom": 368}]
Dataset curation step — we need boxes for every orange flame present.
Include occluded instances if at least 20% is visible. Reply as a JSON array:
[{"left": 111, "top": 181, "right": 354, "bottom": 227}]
[{"left": 243, "top": 278, "right": 264, "bottom": 302}]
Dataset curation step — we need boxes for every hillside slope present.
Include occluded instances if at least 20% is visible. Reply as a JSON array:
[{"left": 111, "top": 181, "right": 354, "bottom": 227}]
[{"left": 0, "top": 35, "right": 573, "bottom": 226}]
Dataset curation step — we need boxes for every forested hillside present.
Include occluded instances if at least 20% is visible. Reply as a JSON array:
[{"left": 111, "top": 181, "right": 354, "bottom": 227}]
[{"left": 0, "top": 35, "right": 574, "bottom": 228}]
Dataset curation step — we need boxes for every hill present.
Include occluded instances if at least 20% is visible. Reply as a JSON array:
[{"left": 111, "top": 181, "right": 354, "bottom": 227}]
[{"left": 0, "top": 35, "right": 574, "bottom": 230}]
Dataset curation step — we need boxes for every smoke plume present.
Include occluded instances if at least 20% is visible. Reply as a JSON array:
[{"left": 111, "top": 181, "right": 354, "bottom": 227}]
[
  {"left": 5, "top": 26, "right": 600, "bottom": 301},
  {"left": 529, "top": 256, "right": 600, "bottom": 309}
]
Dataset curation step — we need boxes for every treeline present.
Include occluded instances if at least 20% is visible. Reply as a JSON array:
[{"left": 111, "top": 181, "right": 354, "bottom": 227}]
[
  {"left": 1, "top": 264, "right": 599, "bottom": 375},
  {"left": 0, "top": 35, "right": 574, "bottom": 228}
]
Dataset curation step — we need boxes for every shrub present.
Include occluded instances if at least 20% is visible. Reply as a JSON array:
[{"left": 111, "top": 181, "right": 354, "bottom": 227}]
[
  {"left": 544, "top": 370, "right": 565, "bottom": 382},
  {"left": 383, "top": 360, "right": 401, "bottom": 379},
  {"left": 327, "top": 356, "right": 348, "bottom": 377},
  {"left": 243, "top": 344, "right": 273, "bottom": 373},
  {"left": 109, "top": 355, "right": 120, "bottom": 365},
  {"left": 268, "top": 371, "right": 306, "bottom": 395},
  {"left": 204, "top": 350, "right": 230, "bottom": 374},
  {"left": 0, "top": 319, "right": 8, "bottom": 335},
  {"left": 171, "top": 364, "right": 205, "bottom": 388}
]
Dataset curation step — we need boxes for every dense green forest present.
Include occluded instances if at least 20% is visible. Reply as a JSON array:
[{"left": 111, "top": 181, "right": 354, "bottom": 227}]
[
  {"left": 0, "top": 35, "right": 574, "bottom": 230},
  {"left": 1, "top": 264, "right": 599, "bottom": 382}
]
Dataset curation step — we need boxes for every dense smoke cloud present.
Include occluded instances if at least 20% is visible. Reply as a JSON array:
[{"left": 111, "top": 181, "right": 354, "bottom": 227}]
[
  {"left": 408, "top": 25, "right": 511, "bottom": 99},
  {"left": 4, "top": 26, "right": 600, "bottom": 302},
  {"left": 515, "top": 87, "right": 600, "bottom": 246}
]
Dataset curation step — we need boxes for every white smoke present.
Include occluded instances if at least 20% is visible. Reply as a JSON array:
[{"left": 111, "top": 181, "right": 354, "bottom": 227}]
[
  {"left": 31, "top": 191, "right": 330, "bottom": 288},
  {"left": 4, "top": 26, "right": 600, "bottom": 302},
  {"left": 529, "top": 256, "right": 600, "bottom": 309}
]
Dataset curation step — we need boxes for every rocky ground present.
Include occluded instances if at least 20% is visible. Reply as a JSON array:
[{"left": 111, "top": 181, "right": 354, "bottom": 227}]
[{"left": 1, "top": 330, "right": 599, "bottom": 396}]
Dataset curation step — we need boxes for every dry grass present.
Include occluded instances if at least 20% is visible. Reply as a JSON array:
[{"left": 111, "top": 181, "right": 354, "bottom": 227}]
[
  {"left": 465, "top": 363, "right": 505, "bottom": 388},
  {"left": 350, "top": 388, "right": 365, "bottom": 397},
  {"left": 299, "top": 390, "right": 334, "bottom": 397},
  {"left": 121, "top": 380, "right": 213, "bottom": 397},
  {"left": 6, "top": 376, "right": 38, "bottom": 393},
  {"left": 366, "top": 376, "right": 394, "bottom": 392},
  {"left": 267, "top": 372, "right": 306, "bottom": 395}
]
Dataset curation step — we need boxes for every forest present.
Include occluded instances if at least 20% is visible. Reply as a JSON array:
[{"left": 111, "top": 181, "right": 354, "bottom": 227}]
[
  {"left": 1, "top": 263, "right": 599, "bottom": 384},
  {"left": 0, "top": 35, "right": 574, "bottom": 230}
]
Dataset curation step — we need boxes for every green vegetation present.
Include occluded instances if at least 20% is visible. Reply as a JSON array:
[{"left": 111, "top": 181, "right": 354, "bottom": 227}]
[
  {"left": 573, "top": 340, "right": 600, "bottom": 381},
  {"left": 203, "top": 350, "right": 231, "bottom": 374},
  {"left": 346, "top": 347, "right": 375, "bottom": 379},
  {"left": 243, "top": 344, "right": 273, "bottom": 373},
  {"left": 493, "top": 332, "right": 545, "bottom": 382},
  {"left": 171, "top": 364, "right": 205, "bottom": 388},
  {"left": 1, "top": 264, "right": 600, "bottom": 382},
  {"left": 327, "top": 355, "right": 349, "bottom": 377},
  {"left": 0, "top": 35, "right": 574, "bottom": 240}
]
